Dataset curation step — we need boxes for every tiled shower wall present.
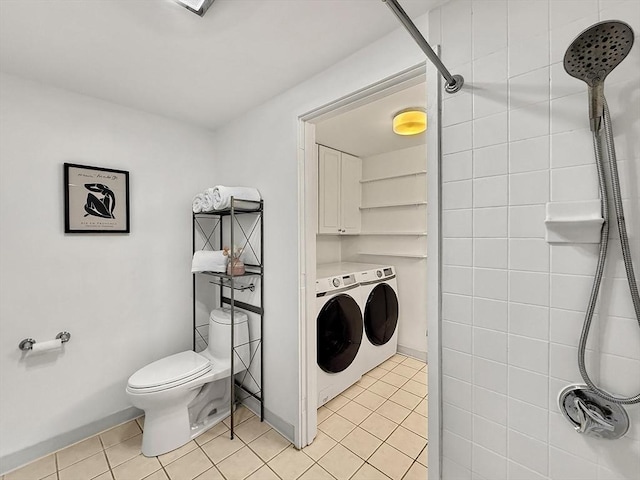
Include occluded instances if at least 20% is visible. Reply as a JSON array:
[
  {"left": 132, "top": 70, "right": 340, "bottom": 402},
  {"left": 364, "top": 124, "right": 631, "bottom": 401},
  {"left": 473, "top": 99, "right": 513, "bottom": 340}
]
[{"left": 429, "top": 1, "right": 640, "bottom": 479}]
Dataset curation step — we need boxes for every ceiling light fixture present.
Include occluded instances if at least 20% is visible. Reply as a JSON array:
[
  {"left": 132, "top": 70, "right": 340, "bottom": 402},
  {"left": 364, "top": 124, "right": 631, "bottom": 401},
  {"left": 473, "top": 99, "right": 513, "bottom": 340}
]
[
  {"left": 392, "top": 108, "right": 427, "bottom": 136},
  {"left": 174, "top": 0, "right": 215, "bottom": 17}
]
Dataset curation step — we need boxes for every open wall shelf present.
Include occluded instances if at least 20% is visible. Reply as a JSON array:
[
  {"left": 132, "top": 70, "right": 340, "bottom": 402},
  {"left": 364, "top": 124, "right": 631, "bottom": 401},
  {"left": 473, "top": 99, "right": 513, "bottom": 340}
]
[
  {"left": 357, "top": 252, "right": 428, "bottom": 259},
  {"left": 360, "top": 170, "right": 427, "bottom": 183},
  {"left": 360, "top": 201, "right": 427, "bottom": 210},
  {"left": 358, "top": 231, "right": 427, "bottom": 236}
]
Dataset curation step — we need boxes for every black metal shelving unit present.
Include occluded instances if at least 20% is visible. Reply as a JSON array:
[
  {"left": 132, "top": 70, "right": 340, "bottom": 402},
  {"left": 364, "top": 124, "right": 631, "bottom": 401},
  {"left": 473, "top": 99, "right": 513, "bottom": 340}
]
[{"left": 192, "top": 198, "right": 264, "bottom": 438}]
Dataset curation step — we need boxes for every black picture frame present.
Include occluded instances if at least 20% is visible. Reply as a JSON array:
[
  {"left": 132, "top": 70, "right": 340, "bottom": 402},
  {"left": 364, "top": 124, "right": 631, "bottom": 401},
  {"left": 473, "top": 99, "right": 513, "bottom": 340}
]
[{"left": 64, "top": 163, "right": 130, "bottom": 233}]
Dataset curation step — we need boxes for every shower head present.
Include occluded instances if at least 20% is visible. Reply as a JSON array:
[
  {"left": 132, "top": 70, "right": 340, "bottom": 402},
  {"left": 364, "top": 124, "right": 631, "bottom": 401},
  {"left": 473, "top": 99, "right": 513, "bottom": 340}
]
[{"left": 563, "top": 20, "right": 635, "bottom": 131}]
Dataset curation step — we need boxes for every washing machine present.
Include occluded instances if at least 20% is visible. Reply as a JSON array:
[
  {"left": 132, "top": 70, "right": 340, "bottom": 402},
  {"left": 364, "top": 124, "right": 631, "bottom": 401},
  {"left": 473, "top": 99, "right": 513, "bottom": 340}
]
[
  {"left": 316, "top": 266, "right": 363, "bottom": 407},
  {"left": 356, "top": 265, "right": 399, "bottom": 375}
]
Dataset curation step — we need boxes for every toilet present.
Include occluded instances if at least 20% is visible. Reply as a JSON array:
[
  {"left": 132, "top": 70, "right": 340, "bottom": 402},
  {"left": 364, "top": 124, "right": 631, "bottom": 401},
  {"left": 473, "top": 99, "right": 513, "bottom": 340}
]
[{"left": 126, "top": 307, "right": 250, "bottom": 457}]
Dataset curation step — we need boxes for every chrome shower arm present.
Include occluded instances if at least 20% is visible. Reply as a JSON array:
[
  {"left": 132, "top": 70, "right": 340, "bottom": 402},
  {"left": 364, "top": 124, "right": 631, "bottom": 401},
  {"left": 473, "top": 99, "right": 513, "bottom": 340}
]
[{"left": 382, "top": 0, "right": 464, "bottom": 94}]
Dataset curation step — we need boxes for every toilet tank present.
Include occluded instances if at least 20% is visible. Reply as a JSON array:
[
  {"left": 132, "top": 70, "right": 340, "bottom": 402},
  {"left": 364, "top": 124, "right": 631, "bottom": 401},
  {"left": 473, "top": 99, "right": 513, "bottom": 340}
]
[{"left": 207, "top": 307, "right": 250, "bottom": 369}]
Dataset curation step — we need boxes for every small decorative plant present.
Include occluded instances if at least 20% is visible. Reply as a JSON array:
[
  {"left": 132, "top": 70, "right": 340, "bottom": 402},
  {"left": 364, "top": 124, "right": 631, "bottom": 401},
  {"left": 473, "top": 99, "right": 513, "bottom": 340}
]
[{"left": 223, "top": 245, "right": 245, "bottom": 276}]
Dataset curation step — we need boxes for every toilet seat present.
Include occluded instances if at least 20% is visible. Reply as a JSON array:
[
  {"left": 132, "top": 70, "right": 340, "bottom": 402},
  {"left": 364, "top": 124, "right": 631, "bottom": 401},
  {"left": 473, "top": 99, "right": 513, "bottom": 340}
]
[{"left": 127, "top": 351, "right": 212, "bottom": 393}]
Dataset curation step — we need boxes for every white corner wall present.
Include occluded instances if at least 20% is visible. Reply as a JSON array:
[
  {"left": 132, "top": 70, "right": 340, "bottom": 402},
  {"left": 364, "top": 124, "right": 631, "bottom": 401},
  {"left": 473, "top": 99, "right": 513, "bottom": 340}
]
[
  {"left": 209, "top": 17, "right": 428, "bottom": 445},
  {"left": 0, "top": 74, "right": 218, "bottom": 468},
  {"left": 429, "top": 1, "right": 640, "bottom": 479}
]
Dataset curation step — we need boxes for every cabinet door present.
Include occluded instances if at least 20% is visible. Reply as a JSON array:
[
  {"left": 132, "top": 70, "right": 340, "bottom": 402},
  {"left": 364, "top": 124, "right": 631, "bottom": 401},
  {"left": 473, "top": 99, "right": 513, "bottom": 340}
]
[
  {"left": 318, "top": 146, "right": 341, "bottom": 234},
  {"left": 340, "top": 153, "right": 361, "bottom": 235}
]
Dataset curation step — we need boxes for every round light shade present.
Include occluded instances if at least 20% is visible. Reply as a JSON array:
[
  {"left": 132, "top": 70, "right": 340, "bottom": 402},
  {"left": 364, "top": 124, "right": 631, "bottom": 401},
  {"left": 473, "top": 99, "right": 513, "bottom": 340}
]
[{"left": 393, "top": 108, "right": 427, "bottom": 136}]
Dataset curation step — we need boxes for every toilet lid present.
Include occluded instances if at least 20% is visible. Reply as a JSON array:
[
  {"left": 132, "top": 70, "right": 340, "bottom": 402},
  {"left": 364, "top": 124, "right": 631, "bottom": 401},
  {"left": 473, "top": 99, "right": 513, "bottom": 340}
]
[{"left": 128, "top": 351, "right": 211, "bottom": 390}]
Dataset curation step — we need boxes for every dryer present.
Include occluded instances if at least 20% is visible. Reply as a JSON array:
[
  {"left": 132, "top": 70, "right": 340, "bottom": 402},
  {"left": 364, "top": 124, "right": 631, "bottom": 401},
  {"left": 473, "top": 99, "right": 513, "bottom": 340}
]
[
  {"left": 356, "top": 265, "right": 399, "bottom": 375},
  {"left": 315, "top": 271, "right": 363, "bottom": 407}
]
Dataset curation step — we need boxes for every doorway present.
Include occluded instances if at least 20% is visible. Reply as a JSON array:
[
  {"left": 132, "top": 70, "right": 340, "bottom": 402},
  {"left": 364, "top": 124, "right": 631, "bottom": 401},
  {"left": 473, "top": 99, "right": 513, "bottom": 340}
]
[{"left": 296, "top": 62, "right": 439, "bottom": 478}]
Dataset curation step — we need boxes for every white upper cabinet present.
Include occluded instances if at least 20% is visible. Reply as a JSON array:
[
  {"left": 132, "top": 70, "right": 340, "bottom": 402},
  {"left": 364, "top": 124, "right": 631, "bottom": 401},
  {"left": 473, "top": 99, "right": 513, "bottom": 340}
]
[
  {"left": 318, "top": 145, "right": 361, "bottom": 235},
  {"left": 340, "top": 152, "right": 362, "bottom": 234}
]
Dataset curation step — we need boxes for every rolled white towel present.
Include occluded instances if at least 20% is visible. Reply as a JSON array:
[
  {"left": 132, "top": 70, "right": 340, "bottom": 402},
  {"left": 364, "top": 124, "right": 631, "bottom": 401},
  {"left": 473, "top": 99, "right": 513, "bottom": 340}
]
[
  {"left": 191, "top": 250, "right": 227, "bottom": 273},
  {"left": 192, "top": 193, "right": 205, "bottom": 213},
  {"left": 200, "top": 190, "right": 215, "bottom": 212},
  {"left": 210, "top": 186, "right": 261, "bottom": 210}
]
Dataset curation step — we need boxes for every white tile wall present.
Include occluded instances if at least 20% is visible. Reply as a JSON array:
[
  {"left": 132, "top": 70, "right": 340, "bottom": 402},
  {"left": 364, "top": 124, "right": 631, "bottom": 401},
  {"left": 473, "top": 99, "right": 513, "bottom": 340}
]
[
  {"left": 473, "top": 144, "right": 508, "bottom": 178},
  {"left": 508, "top": 397, "right": 549, "bottom": 442},
  {"left": 474, "top": 239, "right": 508, "bottom": 269},
  {"left": 473, "top": 385, "right": 507, "bottom": 426},
  {"left": 550, "top": 128, "right": 594, "bottom": 168},
  {"left": 510, "top": 136, "right": 550, "bottom": 173},
  {"left": 474, "top": 268, "right": 508, "bottom": 301},
  {"left": 509, "top": 101, "right": 550, "bottom": 141},
  {"left": 509, "top": 205, "right": 546, "bottom": 238},
  {"left": 442, "top": 150, "right": 473, "bottom": 182},
  {"left": 473, "top": 207, "right": 508, "bottom": 237},
  {"left": 472, "top": 443, "right": 507, "bottom": 480},
  {"left": 509, "top": 302, "right": 549, "bottom": 341},
  {"left": 509, "top": 170, "right": 550, "bottom": 205},
  {"left": 474, "top": 297, "right": 508, "bottom": 332},
  {"left": 474, "top": 357, "right": 508, "bottom": 395},
  {"left": 509, "top": 67, "right": 550, "bottom": 110},
  {"left": 474, "top": 330, "right": 507, "bottom": 369},
  {"left": 473, "top": 111, "right": 508, "bottom": 148},
  {"left": 444, "top": 403, "right": 473, "bottom": 439},
  {"left": 473, "top": 175, "right": 508, "bottom": 207},
  {"left": 473, "top": 415, "right": 507, "bottom": 456},
  {"left": 443, "top": 293, "right": 473, "bottom": 324},
  {"left": 472, "top": 0, "right": 507, "bottom": 60},
  {"left": 443, "top": 347, "right": 473, "bottom": 383},
  {"left": 508, "top": 460, "right": 548, "bottom": 480},
  {"left": 433, "top": 0, "right": 640, "bottom": 477}
]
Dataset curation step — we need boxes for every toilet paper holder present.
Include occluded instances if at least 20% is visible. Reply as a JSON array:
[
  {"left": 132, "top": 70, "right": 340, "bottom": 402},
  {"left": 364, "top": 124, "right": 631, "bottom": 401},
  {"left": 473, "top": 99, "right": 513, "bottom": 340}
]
[{"left": 19, "top": 332, "right": 71, "bottom": 351}]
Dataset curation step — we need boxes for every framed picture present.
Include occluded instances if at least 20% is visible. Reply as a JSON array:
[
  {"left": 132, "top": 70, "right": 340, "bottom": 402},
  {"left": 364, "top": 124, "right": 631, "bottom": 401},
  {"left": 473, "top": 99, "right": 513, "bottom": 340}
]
[{"left": 64, "top": 163, "right": 130, "bottom": 233}]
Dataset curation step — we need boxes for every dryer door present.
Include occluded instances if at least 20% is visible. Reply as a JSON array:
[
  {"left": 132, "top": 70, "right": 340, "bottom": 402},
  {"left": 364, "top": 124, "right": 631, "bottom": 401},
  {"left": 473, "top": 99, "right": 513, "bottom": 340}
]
[
  {"left": 317, "top": 294, "right": 363, "bottom": 373},
  {"left": 364, "top": 283, "right": 398, "bottom": 346}
]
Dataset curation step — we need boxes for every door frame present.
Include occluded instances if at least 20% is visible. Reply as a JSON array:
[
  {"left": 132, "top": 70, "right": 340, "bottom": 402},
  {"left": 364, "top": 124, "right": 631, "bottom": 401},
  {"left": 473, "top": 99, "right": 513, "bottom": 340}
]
[{"left": 296, "top": 59, "right": 442, "bottom": 478}]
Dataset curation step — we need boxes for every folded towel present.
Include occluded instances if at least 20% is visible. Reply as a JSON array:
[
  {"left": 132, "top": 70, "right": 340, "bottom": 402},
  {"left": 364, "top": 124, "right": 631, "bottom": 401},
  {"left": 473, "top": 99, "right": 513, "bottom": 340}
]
[
  {"left": 192, "top": 193, "right": 206, "bottom": 213},
  {"left": 210, "top": 186, "right": 261, "bottom": 210},
  {"left": 191, "top": 250, "right": 227, "bottom": 273}
]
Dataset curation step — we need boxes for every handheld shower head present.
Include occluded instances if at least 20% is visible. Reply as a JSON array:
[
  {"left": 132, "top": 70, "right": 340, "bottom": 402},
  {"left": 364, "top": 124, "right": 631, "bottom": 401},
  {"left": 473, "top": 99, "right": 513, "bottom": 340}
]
[{"left": 564, "top": 20, "right": 634, "bottom": 131}]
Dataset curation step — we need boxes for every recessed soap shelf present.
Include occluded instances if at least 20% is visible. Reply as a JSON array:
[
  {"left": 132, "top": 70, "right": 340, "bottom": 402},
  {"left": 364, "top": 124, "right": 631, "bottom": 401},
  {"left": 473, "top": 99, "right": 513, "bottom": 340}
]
[{"left": 545, "top": 200, "right": 604, "bottom": 244}]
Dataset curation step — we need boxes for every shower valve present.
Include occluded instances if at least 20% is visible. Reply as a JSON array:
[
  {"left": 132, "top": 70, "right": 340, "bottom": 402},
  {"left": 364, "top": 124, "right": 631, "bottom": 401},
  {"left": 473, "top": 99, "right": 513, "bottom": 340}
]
[
  {"left": 574, "top": 398, "right": 615, "bottom": 435},
  {"left": 558, "top": 384, "right": 629, "bottom": 440}
]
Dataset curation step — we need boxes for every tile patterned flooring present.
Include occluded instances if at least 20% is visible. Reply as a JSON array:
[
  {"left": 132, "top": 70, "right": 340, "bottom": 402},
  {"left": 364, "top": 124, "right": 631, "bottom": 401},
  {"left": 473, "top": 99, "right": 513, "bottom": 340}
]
[{"left": 3, "top": 354, "right": 427, "bottom": 480}]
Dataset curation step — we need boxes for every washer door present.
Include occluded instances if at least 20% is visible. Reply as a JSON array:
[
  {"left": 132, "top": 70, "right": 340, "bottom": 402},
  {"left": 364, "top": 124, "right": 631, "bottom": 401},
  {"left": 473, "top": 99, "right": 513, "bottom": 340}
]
[
  {"left": 364, "top": 283, "right": 398, "bottom": 346},
  {"left": 317, "top": 294, "right": 363, "bottom": 373}
]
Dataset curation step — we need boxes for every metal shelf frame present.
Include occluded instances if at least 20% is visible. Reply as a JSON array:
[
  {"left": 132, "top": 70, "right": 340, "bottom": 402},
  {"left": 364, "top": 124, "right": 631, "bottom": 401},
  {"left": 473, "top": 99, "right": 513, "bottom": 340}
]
[{"left": 192, "top": 197, "right": 264, "bottom": 439}]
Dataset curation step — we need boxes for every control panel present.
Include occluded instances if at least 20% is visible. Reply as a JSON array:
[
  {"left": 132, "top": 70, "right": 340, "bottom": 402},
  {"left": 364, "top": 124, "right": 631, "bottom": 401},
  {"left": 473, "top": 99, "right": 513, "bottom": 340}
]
[{"left": 316, "top": 273, "right": 357, "bottom": 295}]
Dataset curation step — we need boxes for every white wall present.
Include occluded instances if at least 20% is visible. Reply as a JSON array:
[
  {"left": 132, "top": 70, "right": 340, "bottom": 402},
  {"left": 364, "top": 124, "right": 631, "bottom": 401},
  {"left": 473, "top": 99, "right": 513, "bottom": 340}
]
[
  {"left": 210, "top": 17, "right": 427, "bottom": 444},
  {"left": 342, "top": 144, "right": 428, "bottom": 357},
  {"left": 316, "top": 236, "right": 341, "bottom": 264},
  {"left": 430, "top": 1, "right": 640, "bottom": 479},
  {"left": 0, "top": 74, "right": 218, "bottom": 466}
]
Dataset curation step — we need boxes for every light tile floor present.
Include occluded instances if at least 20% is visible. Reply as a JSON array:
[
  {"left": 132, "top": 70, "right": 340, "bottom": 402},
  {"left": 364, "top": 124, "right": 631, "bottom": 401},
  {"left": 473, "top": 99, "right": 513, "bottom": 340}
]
[{"left": 3, "top": 354, "right": 427, "bottom": 480}]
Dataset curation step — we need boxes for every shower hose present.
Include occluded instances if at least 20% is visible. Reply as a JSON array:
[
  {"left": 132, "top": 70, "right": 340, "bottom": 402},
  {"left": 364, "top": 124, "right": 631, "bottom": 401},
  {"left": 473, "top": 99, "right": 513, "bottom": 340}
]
[{"left": 580, "top": 97, "right": 640, "bottom": 405}]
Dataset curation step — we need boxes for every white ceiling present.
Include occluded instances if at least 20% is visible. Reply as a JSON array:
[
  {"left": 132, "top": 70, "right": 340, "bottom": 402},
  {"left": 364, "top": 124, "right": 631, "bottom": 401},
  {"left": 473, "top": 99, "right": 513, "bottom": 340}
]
[
  {"left": 315, "top": 81, "right": 426, "bottom": 158},
  {"left": 0, "top": 0, "right": 437, "bottom": 130}
]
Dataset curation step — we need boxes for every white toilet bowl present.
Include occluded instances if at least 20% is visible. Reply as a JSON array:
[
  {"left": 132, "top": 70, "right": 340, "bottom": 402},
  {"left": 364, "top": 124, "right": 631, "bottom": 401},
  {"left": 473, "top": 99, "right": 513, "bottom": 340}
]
[{"left": 126, "top": 308, "right": 250, "bottom": 456}]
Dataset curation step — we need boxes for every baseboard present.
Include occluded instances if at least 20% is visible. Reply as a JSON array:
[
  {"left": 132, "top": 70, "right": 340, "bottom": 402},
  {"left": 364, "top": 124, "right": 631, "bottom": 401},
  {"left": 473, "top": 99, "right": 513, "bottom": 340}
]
[
  {"left": 397, "top": 344, "right": 427, "bottom": 362},
  {"left": 240, "top": 396, "right": 295, "bottom": 445},
  {"left": 0, "top": 407, "right": 142, "bottom": 476}
]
